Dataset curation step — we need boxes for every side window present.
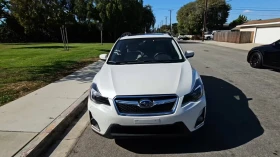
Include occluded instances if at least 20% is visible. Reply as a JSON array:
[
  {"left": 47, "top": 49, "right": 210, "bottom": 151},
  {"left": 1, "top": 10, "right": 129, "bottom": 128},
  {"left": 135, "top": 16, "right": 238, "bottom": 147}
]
[
  {"left": 275, "top": 40, "right": 280, "bottom": 46},
  {"left": 108, "top": 40, "right": 124, "bottom": 62}
]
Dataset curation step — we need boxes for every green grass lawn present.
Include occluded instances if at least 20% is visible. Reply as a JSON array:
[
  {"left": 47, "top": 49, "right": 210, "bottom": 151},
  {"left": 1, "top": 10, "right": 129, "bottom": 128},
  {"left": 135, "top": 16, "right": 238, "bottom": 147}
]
[{"left": 0, "top": 43, "right": 113, "bottom": 106}]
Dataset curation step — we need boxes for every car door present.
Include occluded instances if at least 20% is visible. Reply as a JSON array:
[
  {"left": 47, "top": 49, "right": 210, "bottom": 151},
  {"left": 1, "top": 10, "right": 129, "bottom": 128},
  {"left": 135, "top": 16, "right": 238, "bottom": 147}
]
[
  {"left": 268, "top": 40, "right": 280, "bottom": 67},
  {"left": 264, "top": 40, "right": 280, "bottom": 67},
  {"left": 273, "top": 40, "right": 280, "bottom": 67}
]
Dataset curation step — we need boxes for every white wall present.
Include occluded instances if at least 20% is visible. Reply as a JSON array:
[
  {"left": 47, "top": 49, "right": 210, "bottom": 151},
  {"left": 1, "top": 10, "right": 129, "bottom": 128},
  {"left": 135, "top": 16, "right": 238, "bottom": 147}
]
[{"left": 255, "top": 27, "right": 280, "bottom": 44}]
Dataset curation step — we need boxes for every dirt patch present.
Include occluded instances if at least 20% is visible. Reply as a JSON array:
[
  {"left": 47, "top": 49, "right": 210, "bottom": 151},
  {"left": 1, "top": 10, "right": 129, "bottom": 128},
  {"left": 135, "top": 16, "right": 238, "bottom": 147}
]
[
  {"left": 0, "top": 81, "right": 46, "bottom": 105},
  {"left": 2, "top": 81, "right": 46, "bottom": 93}
]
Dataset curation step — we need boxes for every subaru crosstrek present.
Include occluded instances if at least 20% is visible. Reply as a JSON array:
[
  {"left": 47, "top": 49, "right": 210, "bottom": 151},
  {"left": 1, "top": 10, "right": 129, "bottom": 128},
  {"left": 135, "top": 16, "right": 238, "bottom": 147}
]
[{"left": 88, "top": 33, "right": 206, "bottom": 138}]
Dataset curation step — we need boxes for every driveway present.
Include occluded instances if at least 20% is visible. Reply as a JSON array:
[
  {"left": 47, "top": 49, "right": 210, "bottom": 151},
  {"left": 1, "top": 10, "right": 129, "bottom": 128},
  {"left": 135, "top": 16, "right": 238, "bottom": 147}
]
[{"left": 68, "top": 42, "right": 280, "bottom": 157}]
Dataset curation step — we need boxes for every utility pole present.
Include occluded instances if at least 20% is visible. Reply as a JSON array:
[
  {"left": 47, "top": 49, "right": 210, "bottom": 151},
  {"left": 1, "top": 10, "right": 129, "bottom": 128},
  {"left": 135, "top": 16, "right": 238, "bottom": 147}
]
[
  {"left": 202, "top": 0, "right": 208, "bottom": 42},
  {"left": 169, "top": 10, "right": 173, "bottom": 35},
  {"left": 165, "top": 16, "right": 168, "bottom": 26}
]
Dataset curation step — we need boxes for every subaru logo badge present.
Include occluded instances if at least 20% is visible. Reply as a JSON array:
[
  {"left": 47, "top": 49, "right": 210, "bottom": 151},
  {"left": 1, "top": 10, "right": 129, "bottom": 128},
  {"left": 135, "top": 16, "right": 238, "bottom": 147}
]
[{"left": 139, "top": 99, "right": 154, "bottom": 108}]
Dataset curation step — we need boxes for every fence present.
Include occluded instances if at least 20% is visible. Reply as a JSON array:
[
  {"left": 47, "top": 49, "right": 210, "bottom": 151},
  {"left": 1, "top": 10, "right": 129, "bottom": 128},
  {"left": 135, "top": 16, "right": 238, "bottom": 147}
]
[{"left": 214, "top": 31, "right": 253, "bottom": 43}]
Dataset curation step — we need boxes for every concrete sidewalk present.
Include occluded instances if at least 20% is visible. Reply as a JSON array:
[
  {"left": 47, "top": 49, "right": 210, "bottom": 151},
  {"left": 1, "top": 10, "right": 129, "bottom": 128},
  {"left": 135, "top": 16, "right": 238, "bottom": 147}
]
[
  {"left": 0, "top": 61, "right": 103, "bottom": 157},
  {"left": 194, "top": 40, "right": 261, "bottom": 51}
]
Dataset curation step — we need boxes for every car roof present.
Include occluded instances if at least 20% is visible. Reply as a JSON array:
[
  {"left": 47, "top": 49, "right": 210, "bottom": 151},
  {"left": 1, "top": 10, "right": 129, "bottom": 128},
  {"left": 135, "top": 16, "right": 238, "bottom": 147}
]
[{"left": 120, "top": 33, "right": 172, "bottom": 40}]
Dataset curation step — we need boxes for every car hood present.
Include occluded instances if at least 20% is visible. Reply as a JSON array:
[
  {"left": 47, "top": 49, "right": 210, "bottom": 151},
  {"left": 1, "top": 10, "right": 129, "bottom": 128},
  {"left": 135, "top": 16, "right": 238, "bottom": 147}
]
[
  {"left": 94, "top": 62, "right": 196, "bottom": 99},
  {"left": 253, "top": 44, "right": 271, "bottom": 50}
]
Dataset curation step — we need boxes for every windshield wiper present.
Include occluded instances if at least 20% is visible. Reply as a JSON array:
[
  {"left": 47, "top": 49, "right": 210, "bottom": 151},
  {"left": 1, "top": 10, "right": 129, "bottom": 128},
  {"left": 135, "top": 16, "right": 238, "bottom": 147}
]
[
  {"left": 126, "top": 60, "right": 163, "bottom": 64},
  {"left": 108, "top": 60, "right": 154, "bottom": 64},
  {"left": 153, "top": 60, "right": 178, "bottom": 63},
  {"left": 107, "top": 61, "right": 126, "bottom": 64},
  {"left": 137, "top": 60, "right": 157, "bottom": 63},
  {"left": 107, "top": 60, "right": 179, "bottom": 64},
  {"left": 107, "top": 61, "right": 145, "bottom": 64}
]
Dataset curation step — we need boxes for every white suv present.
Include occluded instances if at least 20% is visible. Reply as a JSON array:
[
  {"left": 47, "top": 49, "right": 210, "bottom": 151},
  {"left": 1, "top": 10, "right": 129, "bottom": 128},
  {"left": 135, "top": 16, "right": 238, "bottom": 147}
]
[
  {"left": 204, "top": 32, "right": 214, "bottom": 40},
  {"left": 88, "top": 33, "right": 206, "bottom": 138}
]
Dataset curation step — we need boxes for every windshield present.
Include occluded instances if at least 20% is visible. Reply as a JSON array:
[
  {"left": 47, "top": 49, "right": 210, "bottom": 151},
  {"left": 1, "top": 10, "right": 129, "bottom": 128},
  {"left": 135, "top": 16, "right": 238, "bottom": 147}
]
[{"left": 107, "top": 38, "right": 185, "bottom": 65}]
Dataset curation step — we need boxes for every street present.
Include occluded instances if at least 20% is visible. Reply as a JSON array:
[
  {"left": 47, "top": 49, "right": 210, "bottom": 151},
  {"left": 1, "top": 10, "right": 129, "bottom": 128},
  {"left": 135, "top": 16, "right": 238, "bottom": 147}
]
[{"left": 68, "top": 42, "right": 280, "bottom": 157}]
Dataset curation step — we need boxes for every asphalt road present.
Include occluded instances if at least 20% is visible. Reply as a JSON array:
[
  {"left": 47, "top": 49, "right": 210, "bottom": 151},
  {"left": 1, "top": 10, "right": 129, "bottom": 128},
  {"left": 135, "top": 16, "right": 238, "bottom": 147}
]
[{"left": 69, "top": 42, "right": 280, "bottom": 157}]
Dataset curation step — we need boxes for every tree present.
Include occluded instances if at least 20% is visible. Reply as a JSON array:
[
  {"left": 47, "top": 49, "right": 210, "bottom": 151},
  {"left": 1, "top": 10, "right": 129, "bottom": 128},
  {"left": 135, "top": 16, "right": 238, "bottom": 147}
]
[
  {"left": 96, "top": 0, "right": 155, "bottom": 40},
  {"left": 142, "top": 5, "right": 156, "bottom": 33},
  {"left": 10, "top": 0, "right": 85, "bottom": 40},
  {"left": 2, "top": 0, "right": 156, "bottom": 42},
  {"left": 177, "top": 1, "right": 202, "bottom": 34},
  {"left": 0, "top": 0, "right": 10, "bottom": 21},
  {"left": 177, "top": 0, "right": 231, "bottom": 34},
  {"left": 229, "top": 14, "right": 248, "bottom": 29},
  {"left": 202, "top": 0, "right": 231, "bottom": 30},
  {"left": 10, "top": 0, "right": 43, "bottom": 33},
  {"left": 172, "top": 23, "right": 178, "bottom": 35},
  {"left": 72, "top": 0, "right": 96, "bottom": 24},
  {"left": 158, "top": 23, "right": 177, "bottom": 34},
  {"left": 159, "top": 25, "right": 170, "bottom": 32},
  {"left": 0, "top": 20, "right": 25, "bottom": 42}
]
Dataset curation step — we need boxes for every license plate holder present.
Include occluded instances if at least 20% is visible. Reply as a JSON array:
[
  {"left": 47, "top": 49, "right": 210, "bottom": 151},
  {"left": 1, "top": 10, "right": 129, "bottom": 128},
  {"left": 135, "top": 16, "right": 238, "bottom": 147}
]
[{"left": 134, "top": 119, "right": 160, "bottom": 124}]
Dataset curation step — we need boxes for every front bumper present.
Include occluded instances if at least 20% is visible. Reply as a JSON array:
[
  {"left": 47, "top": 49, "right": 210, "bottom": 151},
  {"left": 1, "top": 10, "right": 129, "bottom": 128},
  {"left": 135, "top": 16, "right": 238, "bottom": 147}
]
[
  {"left": 102, "top": 122, "right": 191, "bottom": 138},
  {"left": 88, "top": 95, "right": 206, "bottom": 138}
]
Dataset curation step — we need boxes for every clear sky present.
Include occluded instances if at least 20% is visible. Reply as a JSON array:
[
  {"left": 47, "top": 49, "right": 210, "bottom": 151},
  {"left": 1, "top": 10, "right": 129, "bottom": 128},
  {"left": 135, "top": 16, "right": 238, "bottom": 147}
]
[{"left": 144, "top": 0, "right": 280, "bottom": 28}]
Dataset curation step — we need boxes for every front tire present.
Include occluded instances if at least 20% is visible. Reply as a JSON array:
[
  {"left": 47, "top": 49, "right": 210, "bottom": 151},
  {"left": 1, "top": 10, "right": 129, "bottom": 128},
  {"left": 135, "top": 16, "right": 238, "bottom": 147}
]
[{"left": 249, "top": 51, "right": 263, "bottom": 68}]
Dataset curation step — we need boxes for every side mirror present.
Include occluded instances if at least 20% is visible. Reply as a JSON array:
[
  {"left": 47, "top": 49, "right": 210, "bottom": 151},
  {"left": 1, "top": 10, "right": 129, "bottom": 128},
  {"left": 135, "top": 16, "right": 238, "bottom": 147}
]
[
  {"left": 184, "top": 50, "right": 194, "bottom": 58},
  {"left": 99, "top": 54, "right": 108, "bottom": 61}
]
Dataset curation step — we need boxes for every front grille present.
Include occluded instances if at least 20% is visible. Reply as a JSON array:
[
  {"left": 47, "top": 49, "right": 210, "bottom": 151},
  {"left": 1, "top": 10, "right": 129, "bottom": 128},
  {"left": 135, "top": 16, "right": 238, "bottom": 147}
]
[
  {"left": 114, "top": 95, "right": 177, "bottom": 116},
  {"left": 116, "top": 102, "right": 174, "bottom": 114}
]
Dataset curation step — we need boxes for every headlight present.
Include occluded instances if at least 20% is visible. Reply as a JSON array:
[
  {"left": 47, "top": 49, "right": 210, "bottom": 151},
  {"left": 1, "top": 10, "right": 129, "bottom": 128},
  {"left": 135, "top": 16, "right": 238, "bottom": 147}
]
[
  {"left": 90, "top": 83, "right": 110, "bottom": 106},
  {"left": 181, "top": 78, "right": 204, "bottom": 107}
]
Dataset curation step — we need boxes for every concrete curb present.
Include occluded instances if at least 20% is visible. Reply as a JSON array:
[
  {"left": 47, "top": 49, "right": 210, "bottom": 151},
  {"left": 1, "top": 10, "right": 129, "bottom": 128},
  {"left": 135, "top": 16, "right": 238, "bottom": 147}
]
[
  {"left": 14, "top": 91, "right": 89, "bottom": 157},
  {"left": 46, "top": 111, "right": 89, "bottom": 157}
]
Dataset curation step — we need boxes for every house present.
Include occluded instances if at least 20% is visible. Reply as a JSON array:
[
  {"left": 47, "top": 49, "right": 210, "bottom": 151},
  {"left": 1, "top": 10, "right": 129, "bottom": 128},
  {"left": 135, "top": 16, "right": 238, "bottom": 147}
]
[{"left": 234, "top": 18, "right": 280, "bottom": 44}]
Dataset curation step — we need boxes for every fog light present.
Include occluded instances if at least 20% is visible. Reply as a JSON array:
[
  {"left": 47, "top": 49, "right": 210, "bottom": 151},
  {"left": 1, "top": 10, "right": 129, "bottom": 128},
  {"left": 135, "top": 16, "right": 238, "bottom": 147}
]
[
  {"left": 197, "top": 116, "right": 204, "bottom": 123},
  {"left": 89, "top": 112, "right": 100, "bottom": 132},
  {"left": 195, "top": 107, "right": 206, "bottom": 128}
]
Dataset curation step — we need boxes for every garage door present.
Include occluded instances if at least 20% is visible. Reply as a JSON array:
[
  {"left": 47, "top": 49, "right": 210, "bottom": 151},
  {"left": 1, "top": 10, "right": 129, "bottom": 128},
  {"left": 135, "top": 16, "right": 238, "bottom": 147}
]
[{"left": 255, "top": 27, "right": 280, "bottom": 44}]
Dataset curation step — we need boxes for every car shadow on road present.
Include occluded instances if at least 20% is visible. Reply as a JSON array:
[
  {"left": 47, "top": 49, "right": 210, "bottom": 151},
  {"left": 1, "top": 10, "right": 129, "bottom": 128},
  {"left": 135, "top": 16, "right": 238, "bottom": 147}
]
[
  {"left": 115, "top": 76, "right": 264, "bottom": 154},
  {"left": 268, "top": 68, "right": 280, "bottom": 73}
]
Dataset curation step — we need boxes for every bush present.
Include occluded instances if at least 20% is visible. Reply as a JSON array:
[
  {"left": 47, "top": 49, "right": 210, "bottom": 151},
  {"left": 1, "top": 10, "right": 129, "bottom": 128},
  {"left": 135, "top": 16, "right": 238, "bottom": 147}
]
[{"left": 0, "top": 24, "right": 25, "bottom": 43}]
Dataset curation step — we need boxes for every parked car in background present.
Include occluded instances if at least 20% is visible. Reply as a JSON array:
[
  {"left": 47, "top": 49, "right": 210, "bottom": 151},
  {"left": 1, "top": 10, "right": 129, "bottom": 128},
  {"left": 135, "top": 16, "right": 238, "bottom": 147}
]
[
  {"left": 178, "top": 34, "right": 189, "bottom": 40},
  {"left": 88, "top": 33, "right": 206, "bottom": 138},
  {"left": 247, "top": 39, "right": 280, "bottom": 69},
  {"left": 204, "top": 32, "right": 214, "bottom": 40}
]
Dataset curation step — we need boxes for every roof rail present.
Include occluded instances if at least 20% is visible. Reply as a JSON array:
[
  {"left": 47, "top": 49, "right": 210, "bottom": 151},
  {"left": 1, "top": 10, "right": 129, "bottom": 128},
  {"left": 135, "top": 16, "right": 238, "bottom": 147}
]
[
  {"left": 159, "top": 32, "right": 171, "bottom": 36},
  {"left": 166, "top": 32, "right": 172, "bottom": 36},
  {"left": 120, "top": 32, "right": 132, "bottom": 38}
]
